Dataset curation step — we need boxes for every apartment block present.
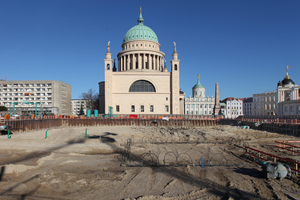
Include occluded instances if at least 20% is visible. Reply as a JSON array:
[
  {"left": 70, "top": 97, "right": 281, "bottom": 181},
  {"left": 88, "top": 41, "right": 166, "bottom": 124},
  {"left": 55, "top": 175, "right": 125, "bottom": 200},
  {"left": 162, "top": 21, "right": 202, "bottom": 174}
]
[
  {"left": 71, "top": 99, "right": 89, "bottom": 116},
  {"left": 0, "top": 80, "right": 71, "bottom": 116}
]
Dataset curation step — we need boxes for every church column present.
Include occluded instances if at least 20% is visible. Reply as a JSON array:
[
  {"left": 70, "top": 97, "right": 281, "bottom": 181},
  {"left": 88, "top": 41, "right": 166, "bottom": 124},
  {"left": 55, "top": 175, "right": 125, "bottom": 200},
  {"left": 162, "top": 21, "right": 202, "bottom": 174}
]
[
  {"left": 127, "top": 55, "right": 129, "bottom": 70},
  {"left": 121, "top": 56, "right": 123, "bottom": 71},
  {"left": 128, "top": 54, "right": 131, "bottom": 69},
  {"left": 149, "top": 54, "right": 152, "bottom": 70},
  {"left": 159, "top": 56, "right": 162, "bottom": 71},
  {"left": 138, "top": 53, "right": 141, "bottom": 70},
  {"left": 143, "top": 54, "right": 145, "bottom": 69},
  {"left": 157, "top": 55, "right": 159, "bottom": 70}
]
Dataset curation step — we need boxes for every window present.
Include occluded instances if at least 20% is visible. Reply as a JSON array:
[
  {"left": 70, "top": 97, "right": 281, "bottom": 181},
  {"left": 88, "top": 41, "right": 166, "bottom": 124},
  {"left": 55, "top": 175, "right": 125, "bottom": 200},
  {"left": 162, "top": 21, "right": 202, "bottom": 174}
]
[
  {"left": 290, "top": 106, "right": 294, "bottom": 112},
  {"left": 165, "top": 105, "right": 169, "bottom": 112},
  {"left": 131, "top": 105, "right": 135, "bottom": 112},
  {"left": 116, "top": 105, "right": 120, "bottom": 112},
  {"left": 150, "top": 105, "right": 154, "bottom": 112},
  {"left": 174, "top": 64, "right": 177, "bottom": 70},
  {"left": 285, "top": 106, "right": 288, "bottom": 112},
  {"left": 141, "top": 105, "right": 144, "bottom": 112},
  {"left": 129, "top": 80, "right": 155, "bottom": 92},
  {"left": 107, "top": 64, "right": 110, "bottom": 70},
  {"left": 166, "top": 97, "right": 168, "bottom": 101},
  {"left": 298, "top": 106, "right": 300, "bottom": 114}
]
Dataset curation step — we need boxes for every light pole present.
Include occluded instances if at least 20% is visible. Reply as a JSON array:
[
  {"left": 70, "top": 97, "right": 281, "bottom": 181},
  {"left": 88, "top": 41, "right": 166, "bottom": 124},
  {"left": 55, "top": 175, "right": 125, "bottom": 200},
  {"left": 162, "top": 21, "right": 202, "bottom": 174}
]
[{"left": 9, "top": 102, "right": 19, "bottom": 117}]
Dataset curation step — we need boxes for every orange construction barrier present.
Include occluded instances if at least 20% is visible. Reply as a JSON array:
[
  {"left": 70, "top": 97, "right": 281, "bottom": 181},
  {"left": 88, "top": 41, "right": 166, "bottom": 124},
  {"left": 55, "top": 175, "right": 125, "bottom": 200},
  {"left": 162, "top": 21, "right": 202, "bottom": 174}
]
[{"left": 4, "top": 115, "right": 10, "bottom": 119}]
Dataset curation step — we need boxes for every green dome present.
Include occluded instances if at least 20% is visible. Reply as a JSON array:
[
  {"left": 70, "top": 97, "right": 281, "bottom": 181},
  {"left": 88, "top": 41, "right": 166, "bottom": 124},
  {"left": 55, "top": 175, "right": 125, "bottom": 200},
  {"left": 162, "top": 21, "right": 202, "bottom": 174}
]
[
  {"left": 193, "top": 75, "right": 204, "bottom": 89},
  {"left": 193, "top": 81, "right": 204, "bottom": 89},
  {"left": 123, "top": 10, "right": 159, "bottom": 43}
]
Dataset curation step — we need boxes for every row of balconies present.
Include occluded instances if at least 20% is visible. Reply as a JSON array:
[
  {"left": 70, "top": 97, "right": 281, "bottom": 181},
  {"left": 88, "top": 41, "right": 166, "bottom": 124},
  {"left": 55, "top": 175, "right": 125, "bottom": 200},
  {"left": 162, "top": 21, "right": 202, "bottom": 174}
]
[
  {"left": 1, "top": 93, "right": 52, "bottom": 96},
  {"left": 1, "top": 83, "right": 52, "bottom": 87},
  {"left": 0, "top": 97, "right": 52, "bottom": 101},
  {"left": 1, "top": 88, "right": 52, "bottom": 92},
  {"left": 1, "top": 102, "right": 52, "bottom": 106}
]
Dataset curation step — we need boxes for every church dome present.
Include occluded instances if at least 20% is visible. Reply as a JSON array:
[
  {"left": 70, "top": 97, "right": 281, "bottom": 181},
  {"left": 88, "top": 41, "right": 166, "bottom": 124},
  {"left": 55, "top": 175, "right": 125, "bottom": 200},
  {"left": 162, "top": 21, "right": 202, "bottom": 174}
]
[
  {"left": 193, "top": 81, "right": 204, "bottom": 89},
  {"left": 193, "top": 75, "right": 204, "bottom": 89},
  {"left": 123, "top": 9, "right": 159, "bottom": 43}
]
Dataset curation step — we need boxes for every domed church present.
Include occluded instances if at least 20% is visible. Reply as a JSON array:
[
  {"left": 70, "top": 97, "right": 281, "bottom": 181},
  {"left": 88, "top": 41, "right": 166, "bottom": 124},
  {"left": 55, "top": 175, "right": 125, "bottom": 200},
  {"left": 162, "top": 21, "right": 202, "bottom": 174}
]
[{"left": 98, "top": 8, "right": 185, "bottom": 115}]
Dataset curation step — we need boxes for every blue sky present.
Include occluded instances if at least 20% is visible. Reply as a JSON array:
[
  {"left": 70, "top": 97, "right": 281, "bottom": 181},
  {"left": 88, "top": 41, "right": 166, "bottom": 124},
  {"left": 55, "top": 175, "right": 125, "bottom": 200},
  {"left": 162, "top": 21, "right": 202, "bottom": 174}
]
[{"left": 1, "top": 0, "right": 299, "bottom": 100}]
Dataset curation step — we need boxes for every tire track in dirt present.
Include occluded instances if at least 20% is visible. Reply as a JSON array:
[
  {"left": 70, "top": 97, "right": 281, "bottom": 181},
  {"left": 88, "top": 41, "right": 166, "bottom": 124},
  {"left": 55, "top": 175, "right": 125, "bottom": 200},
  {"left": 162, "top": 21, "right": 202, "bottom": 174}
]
[{"left": 264, "top": 179, "right": 281, "bottom": 199}]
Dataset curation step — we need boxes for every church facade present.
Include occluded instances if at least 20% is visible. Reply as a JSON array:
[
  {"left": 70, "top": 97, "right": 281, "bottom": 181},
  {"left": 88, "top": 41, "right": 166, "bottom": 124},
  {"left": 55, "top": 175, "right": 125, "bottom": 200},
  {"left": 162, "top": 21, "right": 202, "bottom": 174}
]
[{"left": 99, "top": 9, "right": 185, "bottom": 115}]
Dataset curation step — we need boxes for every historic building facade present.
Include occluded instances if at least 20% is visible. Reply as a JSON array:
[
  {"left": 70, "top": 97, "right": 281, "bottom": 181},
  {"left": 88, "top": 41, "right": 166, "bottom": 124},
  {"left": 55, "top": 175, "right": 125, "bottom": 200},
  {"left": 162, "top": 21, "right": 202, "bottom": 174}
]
[
  {"left": 221, "top": 97, "right": 243, "bottom": 118},
  {"left": 99, "top": 9, "right": 185, "bottom": 115},
  {"left": 185, "top": 75, "right": 215, "bottom": 115},
  {"left": 251, "top": 66, "right": 299, "bottom": 116},
  {"left": 252, "top": 91, "right": 277, "bottom": 116},
  {"left": 243, "top": 97, "right": 253, "bottom": 116},
  {"left": 277, "top": 66, "right": 300, "bottom": 115}
]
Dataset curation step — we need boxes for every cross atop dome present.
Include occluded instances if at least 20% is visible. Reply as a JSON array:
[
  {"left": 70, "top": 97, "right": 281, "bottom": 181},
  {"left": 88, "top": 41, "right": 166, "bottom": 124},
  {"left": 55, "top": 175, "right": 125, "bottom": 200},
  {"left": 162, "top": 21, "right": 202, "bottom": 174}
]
[{"left": 138, "top": 6, "right": 144, "bottom": 24}]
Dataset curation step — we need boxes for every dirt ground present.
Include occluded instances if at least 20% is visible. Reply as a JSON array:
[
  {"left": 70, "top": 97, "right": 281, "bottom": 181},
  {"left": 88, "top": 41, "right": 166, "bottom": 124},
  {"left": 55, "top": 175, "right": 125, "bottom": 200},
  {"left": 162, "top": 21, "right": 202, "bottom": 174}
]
[{"left": 0, "top": 124, "right": 299, "bottom": 200}]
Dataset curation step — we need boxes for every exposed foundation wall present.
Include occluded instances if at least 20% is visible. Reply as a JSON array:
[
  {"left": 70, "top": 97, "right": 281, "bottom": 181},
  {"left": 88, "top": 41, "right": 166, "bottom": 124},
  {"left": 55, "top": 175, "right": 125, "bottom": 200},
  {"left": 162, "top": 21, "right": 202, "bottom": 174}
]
[{"left": 5, "top": 118, "right": 219, "bottom": 132}]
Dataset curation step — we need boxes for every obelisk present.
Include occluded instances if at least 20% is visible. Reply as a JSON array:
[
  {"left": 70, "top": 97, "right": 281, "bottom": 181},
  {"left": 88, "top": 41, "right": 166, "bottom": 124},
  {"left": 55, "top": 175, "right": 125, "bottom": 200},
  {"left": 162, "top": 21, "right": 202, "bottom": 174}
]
[{"left": 213, "top": 83, "right": 220, "bottom": 116}]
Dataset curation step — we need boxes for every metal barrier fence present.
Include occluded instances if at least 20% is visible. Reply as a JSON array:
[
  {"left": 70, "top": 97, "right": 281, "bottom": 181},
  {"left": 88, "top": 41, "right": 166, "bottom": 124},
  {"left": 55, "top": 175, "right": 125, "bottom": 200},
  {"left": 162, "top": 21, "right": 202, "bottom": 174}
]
[
  {"left": 119, "top": 137, "right": 246, "bottom": 167},
  {"left": 5, "top": 118, "right": 218, "bottom": 132}
]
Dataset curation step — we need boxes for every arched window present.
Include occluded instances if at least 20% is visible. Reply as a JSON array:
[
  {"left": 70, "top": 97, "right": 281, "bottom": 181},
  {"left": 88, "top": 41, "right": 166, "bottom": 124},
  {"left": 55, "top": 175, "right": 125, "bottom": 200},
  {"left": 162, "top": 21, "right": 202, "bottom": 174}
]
[
  {"left": 129, "top": 80, "right": 156, "bottom": 92},
  {"left": 174, "top": 64, "right": 177, "bottom": 70},
  {"left": 107, "top": 64, "right": 110, "bottom": 70}
]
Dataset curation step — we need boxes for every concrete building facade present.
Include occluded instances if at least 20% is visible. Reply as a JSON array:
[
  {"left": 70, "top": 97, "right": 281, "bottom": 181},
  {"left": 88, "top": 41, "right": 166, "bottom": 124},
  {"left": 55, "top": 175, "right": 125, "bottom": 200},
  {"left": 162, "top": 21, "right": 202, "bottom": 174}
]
[
  {"left": 99, "top": 9, "right": 184, "bottom": 115},
  {"left": 71, "top": 99, "right": 89, "bottom": 116},
  {"left": 0, "top": 80, "right": 71, "bottom": 116}
]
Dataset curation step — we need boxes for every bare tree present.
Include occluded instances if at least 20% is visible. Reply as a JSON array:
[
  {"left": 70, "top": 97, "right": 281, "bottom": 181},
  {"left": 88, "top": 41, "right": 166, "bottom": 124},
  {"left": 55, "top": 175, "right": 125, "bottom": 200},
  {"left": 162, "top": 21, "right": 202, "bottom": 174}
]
[{"left": 79, "top": 89, "right": 99, "bottom": 112}]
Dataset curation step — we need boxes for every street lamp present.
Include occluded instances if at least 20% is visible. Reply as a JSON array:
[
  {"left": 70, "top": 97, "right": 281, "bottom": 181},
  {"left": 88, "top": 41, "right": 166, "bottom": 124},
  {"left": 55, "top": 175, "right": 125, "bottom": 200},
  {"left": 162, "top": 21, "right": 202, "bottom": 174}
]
[{"left": 9, "top": 102, "right": 19, "bottom": 117}]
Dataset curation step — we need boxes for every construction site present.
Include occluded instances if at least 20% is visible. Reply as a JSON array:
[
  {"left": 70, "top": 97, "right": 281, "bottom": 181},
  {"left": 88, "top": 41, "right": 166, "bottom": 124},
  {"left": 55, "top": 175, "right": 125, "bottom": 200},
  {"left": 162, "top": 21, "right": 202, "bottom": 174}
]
[{"left": 0, "top": 118, "right": 299, "bottom": 199}]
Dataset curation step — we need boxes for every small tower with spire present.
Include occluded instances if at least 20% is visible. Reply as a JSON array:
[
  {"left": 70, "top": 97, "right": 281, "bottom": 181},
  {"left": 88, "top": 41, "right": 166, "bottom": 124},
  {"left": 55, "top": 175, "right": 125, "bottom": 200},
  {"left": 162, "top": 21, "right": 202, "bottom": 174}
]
[
  {"left": 104, "top": 41, "right": 113, "bottom": 114},
  {"left": 192, "top": 74, "right": 205, "bottom": 98},
  {"left": 170, "top": 42, "right": 180, "bottom": 114},
  {"left": 276, "top": 65, "right": 299, "bottom": 103}
]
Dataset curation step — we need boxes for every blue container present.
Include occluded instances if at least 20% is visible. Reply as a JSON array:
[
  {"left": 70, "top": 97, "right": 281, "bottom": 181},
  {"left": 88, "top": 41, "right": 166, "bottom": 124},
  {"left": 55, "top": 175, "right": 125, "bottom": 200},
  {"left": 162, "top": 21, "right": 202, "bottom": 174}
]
[
  {"left": 87, "top": 110, "right": 91, "bottom": 118},
  {"left": 94, "top": 110, "right": 98, "bottom": 117}
]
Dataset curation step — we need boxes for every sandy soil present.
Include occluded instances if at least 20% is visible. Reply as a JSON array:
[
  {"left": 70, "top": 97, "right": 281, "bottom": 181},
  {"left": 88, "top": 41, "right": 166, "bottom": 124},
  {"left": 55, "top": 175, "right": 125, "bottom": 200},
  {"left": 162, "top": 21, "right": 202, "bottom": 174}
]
[{"left": 0, "top": 125, "right": 299, "bottom": 200}]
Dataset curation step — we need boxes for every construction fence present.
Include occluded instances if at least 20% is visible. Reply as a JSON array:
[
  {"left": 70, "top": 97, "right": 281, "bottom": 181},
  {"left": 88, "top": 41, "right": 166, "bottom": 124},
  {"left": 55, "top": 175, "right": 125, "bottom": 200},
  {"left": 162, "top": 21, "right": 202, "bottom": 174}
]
[{"left": 5, "top": 118, "right": 219, "bottom": 132}]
